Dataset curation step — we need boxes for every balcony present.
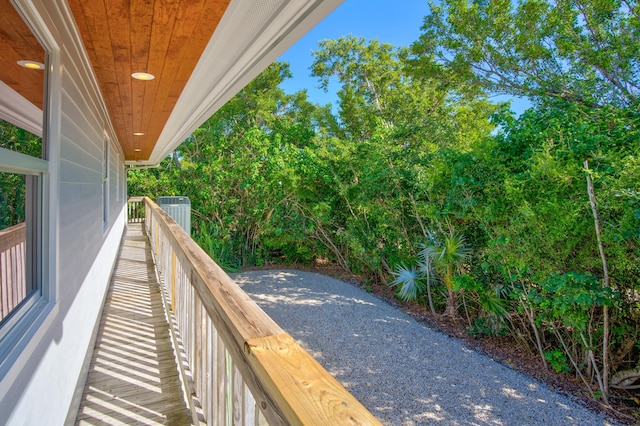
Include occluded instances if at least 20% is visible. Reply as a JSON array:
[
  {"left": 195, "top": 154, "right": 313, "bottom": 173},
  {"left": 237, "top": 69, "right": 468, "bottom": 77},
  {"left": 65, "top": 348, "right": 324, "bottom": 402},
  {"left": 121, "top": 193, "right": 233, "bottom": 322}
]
[{"left": 74, "top": 197, "right": 379, "bottom": 425}]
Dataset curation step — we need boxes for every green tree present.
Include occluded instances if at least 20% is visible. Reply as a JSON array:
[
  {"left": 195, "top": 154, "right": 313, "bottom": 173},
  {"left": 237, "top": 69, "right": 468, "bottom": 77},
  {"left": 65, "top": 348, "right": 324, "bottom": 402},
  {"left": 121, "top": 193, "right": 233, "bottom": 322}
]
[
  {"left": 129, "top": 63, "right": 322, "bottom": 268},
  {"left": 412, "top": 0, "right": 640, "bottom": 107},
  {"left": 307, "top": 36, "right": 496, "bottom": 281}
]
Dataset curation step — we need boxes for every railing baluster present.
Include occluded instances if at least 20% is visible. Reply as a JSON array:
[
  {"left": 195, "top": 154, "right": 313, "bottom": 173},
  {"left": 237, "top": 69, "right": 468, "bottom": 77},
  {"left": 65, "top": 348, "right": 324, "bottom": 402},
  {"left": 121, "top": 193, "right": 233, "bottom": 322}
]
[
  {"left": 207, "top": 318, "right": 214, "bottom": 425},
  {"left": 233, "top": 362, "right": 243, "bottom": 424},
  {"left": 216, "top": 335, "right": 225, "bottom": 426},
  {"left": 1, "top": 252, "right": 7, "bottom": 317},
  {"left": 208, "top": 321, "right": 216, "bottom": 426},
  {"left": 244, "top": 380, "right": 256, "bottom": 426}
]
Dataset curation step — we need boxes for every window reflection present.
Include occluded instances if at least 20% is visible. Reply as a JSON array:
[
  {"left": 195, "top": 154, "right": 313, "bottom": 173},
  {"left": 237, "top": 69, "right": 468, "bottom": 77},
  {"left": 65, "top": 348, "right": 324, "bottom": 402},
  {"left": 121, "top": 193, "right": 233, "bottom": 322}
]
[
  {"left": 0, "top": 119, "right": 42, "bottom": 160},
  {"left": 0, "top": 0, "right": 46, "bottom": 328},
  {"left": 0, "top": 172, "right": 30, "bottom": 322}
]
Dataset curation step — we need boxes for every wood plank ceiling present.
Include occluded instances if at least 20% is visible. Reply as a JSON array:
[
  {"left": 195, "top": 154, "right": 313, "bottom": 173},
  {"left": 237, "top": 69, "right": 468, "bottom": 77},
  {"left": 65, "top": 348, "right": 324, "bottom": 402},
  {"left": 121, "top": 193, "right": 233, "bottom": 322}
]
[
  {"left": 0, "top": 0, "right": 45, "bottom": 111},
  {"left": 67, "top": 0, "right": 232, "bottom": 161},
  {"left": 1, "top": 0, "right": 232, "bottom": 161}
]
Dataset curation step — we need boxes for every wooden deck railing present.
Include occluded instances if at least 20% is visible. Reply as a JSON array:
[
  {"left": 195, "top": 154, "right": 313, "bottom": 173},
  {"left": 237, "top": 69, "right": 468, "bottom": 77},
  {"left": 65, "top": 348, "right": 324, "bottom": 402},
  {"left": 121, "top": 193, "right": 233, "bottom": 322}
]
[
  {"left": 0, "top": 223, "right": 26, "bottom": 322},
  {"left": 127, "top": 196, "right": 145, "bottom": 223},
  {"left": 137, "top": 197, "right": 380, "bottom": 425}
]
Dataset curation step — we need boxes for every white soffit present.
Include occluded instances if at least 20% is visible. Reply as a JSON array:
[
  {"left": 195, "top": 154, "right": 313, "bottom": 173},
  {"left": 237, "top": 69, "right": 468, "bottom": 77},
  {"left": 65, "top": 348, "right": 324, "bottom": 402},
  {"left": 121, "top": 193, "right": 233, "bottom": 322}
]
[{"left": 141, "top": 0, "right": 343, "bottom": 166}]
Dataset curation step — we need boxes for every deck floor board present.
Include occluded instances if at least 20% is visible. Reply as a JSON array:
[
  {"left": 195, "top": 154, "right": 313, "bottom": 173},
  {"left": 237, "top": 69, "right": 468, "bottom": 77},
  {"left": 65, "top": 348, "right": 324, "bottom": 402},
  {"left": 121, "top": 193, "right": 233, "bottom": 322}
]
[{"left": 76, "top": 224, "right": 192, "bottom": 425}]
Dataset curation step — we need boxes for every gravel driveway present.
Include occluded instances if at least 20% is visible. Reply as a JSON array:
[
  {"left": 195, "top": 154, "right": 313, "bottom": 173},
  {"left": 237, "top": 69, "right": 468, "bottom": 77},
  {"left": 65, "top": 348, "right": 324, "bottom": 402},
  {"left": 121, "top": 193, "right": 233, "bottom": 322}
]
[{"left": 232, "top": 270, "right": 613, "bottom": 426}]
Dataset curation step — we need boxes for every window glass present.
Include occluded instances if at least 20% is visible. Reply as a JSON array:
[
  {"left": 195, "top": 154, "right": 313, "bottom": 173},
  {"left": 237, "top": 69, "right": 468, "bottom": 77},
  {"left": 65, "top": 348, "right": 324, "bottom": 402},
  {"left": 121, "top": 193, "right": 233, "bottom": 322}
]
[
  {"left": 0, "top": 0, "right": 45, "bottom": 151},
  {"left": 0, "top": 171, "right": 27, "bottom": 230},
  {"left": 103, "top": 137, "right": 109, "bottom": 229},
  {"left": 0, "top": 172, "right": 34, "bottom": 323},
  {"left": 0, "top": 114, "right": 42, "bottom": 158},
  {"left": 0, "top": 0, "right": 47, "bottom": 327},
  {"left": 0, "top": 120, "right": 43, "bottom": 323}
]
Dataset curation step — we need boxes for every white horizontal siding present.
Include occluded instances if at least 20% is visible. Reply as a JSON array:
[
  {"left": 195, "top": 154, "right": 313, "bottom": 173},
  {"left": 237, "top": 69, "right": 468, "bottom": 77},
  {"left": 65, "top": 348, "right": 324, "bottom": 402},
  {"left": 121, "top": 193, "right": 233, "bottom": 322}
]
[
  {"left": 59, "top": 111, "right": 102, "bottom": 162},
  {"left": 59, "top": 158, "right": 101, "bottom": 185},
  {"left": 57, "top": 69, "right": 113, "bottom": 293}
]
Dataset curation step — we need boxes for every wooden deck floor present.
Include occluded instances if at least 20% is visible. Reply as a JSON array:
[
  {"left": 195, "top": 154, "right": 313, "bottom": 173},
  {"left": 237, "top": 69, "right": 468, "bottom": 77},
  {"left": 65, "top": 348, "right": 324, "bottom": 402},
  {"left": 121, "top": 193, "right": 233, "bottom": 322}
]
[{"left": 76, "top": 223, "right": 192, "bottom": 425}]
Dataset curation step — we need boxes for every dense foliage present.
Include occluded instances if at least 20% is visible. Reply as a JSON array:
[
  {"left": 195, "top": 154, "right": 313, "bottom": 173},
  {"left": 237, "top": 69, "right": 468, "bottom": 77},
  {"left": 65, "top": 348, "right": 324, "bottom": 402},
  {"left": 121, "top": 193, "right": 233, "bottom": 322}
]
[{"left": 129, "top": 0, "right": 639, "bottom": 407}]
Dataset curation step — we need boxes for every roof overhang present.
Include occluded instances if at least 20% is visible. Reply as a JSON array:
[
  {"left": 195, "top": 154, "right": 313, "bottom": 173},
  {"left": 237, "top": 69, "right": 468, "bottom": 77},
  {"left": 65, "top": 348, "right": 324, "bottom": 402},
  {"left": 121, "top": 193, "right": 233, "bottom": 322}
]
[
  {"left": 146, "top": 0, "right": 343, "bottom": 167},
  {"left": 0, "top": 0, "right": 343, "bottom": 166}
]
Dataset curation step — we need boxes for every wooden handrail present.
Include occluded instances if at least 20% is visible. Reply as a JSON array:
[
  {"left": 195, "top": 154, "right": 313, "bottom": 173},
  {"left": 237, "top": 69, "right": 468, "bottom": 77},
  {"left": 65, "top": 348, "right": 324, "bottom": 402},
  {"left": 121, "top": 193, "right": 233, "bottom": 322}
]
[
  {"left": 140, "top": 197, "right": 380, "bottom": 425},
  {"left": 0, "top": 222, "right": 27, "bottom": 322},
  {"left": 0, "top": 222, "right": 26, "bottom": 253}
]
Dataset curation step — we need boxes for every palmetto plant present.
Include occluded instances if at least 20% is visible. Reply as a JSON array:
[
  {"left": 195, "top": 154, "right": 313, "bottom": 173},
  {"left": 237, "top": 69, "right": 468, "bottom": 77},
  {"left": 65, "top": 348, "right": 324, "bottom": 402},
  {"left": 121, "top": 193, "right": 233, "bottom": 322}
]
[
  {"left": 390, "top": 232, "right": 471, "bottom": 318},
  {"left": 389, "top": 264, "right": 423, "bottom": 302},
  {"left": 422, "top": 233, "right": 471, "bottom": 318}
]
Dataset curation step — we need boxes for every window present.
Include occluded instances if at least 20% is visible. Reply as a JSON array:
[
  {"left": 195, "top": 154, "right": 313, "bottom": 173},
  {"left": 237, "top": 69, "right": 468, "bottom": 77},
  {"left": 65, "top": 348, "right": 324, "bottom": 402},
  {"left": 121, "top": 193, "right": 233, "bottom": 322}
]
[
  {"left": 0, "top": 0, "right": 51, "bottom": 346},
  {"left": 0, "top": 123, "right": 46, "bottom": 327},
  {"left": 103, "top": 135, "right": 109, "bottom": 230},
  {"left": 0, "top": 171, "right": 31, "bottom": 322},
  {"left": 116, "top": 151, "right": 120, "bottom": 203}
]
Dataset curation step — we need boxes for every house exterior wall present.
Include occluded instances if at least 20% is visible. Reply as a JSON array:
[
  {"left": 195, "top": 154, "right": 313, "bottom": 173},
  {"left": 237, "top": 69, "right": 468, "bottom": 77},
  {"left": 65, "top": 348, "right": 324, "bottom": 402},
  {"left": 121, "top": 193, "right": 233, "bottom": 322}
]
[{"left": 0, "top": 1, "right": 126, "bottom": 424}]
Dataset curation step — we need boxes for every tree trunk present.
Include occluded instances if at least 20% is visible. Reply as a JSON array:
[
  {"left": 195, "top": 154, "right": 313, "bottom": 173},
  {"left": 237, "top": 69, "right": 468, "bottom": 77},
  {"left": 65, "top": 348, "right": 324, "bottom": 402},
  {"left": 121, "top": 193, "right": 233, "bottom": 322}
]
[
  {"left": 506, "top": 268, "right": 547, "bottom": 369},
  {"left": 523, "top": 301, "right": 548, "bottom": 369},
  {"left": 425, "top": 261, "right": 437, "bottom": 317},
  {"left": 444, "top": 289, "right": 458, "bottom": 319},
  {"left": 584, "top": 159, "right": 610, "bottom": 405}
]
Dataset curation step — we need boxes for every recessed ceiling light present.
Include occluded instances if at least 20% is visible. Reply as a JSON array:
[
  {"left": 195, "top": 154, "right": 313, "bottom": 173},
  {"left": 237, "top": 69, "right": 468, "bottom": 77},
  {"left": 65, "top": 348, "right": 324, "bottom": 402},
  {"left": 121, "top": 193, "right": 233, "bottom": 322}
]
[
  {"left": 18, "top": 60, "right": 44, "bottom": 70},
  {"left": 133, "top": 132, "right": 144, "bottom": 136},
  {"left": 132, "top": 72, "right": 155, "bottom": 81},
  {"left": 133, "top": 148, "right": 142, "bottom": 152}
]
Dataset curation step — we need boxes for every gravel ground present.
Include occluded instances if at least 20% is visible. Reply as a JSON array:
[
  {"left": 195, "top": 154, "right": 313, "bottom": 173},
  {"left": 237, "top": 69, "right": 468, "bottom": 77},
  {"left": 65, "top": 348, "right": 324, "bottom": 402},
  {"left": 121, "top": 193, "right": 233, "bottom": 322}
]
[{"left": 232, "top": 270, "right": 614, "bottom": 426}]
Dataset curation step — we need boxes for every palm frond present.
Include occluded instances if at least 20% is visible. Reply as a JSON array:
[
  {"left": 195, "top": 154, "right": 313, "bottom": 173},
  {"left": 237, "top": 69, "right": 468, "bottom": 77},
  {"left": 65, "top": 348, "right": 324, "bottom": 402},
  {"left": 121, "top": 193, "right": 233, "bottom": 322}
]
[
  {"left": 417, "top": 260, "right": 439, "bottom": 283},
  {"left": 442, "top": 234, "right": 471, "bottom": 263},
  {"left": 479, "top": 290, "right": 509, "bottom": 319},
  {"left": 389, "top": 264, "right": 423, "bottom": 301},
  {"left": 418, "top": 244, "right": 438, "bottom": 264}
]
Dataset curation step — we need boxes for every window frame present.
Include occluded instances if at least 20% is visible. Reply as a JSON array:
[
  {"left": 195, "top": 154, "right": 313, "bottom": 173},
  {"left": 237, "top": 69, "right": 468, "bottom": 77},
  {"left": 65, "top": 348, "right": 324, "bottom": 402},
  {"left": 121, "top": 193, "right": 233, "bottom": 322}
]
[
  {"left": 115, "top": 150, "right": 120, "bottom": 203},
  {"left": 0, "top": 153, "right": 46, "bottom": 324},
  {"left": 102, "top": 134, "right": 109, "bottom": 231},
  {"left": 0, "top": 140, "right": 50, "bottom": 360},
  {"left": 0, "top": 0, "right": 60, "bottom": 374}
]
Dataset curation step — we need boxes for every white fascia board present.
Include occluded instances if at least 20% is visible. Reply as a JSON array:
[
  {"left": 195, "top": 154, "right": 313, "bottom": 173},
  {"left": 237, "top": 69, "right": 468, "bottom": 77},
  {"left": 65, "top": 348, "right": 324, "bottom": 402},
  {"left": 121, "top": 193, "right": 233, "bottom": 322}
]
[
  {"left": 0, "top": 81, "right": 43, "bottom": 137},
  {"left": 141, "top": 0, "right": 343, "bottom": 166}
]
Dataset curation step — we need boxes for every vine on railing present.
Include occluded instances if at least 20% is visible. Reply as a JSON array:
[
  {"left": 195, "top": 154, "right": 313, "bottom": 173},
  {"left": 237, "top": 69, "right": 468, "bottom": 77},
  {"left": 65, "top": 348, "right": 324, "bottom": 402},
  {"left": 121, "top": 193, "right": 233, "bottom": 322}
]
[{"left": 137, "top": 197, "right": 380, "bottom": 425}]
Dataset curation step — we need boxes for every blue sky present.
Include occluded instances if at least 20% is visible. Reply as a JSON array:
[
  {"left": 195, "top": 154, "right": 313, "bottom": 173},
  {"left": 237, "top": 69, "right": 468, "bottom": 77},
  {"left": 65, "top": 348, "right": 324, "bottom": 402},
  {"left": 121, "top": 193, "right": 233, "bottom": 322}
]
[
  {"left": 278, "top": 0, "right": 530, "bottom": 114},
  {"left": 278, "top": 0, "right": 429, "bottom": 107}
]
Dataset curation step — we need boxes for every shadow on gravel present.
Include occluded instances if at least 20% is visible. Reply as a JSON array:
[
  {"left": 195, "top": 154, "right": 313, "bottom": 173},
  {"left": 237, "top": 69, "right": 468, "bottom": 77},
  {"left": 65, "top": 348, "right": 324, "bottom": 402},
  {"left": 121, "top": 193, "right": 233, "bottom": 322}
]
[{"left": 233, "top": 270, "right": 612, "bottom": 426}]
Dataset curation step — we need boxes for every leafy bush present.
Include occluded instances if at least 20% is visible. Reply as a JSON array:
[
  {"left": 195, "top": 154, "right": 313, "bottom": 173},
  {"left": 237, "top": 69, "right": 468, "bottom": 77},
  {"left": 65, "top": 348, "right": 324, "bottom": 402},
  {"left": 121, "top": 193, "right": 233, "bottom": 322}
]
[
  {"left": 544, "top": 349, "right": 570, "bottom": 374},
  {"left": 193, "top": 221, "right": 240, "bottom": 273}
]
